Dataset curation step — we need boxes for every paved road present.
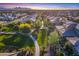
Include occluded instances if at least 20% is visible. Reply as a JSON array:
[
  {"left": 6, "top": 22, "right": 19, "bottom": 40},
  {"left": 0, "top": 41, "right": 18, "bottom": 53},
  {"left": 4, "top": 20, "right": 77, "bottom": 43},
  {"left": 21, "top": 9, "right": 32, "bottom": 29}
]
[
  {"left": 0, "top": 32, "right": 17, "bottom": 34},
  {"left": 0, "top": 53, "right": 15, "bottom": 56},
  {"left": 29, "top": 34, "right": 40, "bottom": 56}
]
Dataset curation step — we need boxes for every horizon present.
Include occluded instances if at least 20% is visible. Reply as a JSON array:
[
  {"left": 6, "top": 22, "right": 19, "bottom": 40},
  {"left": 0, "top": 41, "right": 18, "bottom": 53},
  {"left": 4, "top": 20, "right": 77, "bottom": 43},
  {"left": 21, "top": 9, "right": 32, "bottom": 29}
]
[{"left": 0, "top": 3, "right": 79, "bottom": 10}]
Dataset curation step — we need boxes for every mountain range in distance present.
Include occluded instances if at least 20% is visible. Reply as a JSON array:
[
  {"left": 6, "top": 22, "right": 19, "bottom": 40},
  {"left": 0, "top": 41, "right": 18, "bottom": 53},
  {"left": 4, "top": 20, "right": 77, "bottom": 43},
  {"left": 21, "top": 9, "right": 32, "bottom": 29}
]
[
  {"left": 0, "top": 7, "right": 31, "bottom": 11},
  {"left": 0, "top": 6, "right": 79, "bottom": 10}
]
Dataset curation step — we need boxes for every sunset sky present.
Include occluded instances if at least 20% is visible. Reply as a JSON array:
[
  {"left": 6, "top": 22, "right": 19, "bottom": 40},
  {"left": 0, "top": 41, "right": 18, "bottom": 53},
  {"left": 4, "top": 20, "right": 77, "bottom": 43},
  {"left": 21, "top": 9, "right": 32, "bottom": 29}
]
[{"left": 0, "top": 3, "right": 79, "bottom": 9}]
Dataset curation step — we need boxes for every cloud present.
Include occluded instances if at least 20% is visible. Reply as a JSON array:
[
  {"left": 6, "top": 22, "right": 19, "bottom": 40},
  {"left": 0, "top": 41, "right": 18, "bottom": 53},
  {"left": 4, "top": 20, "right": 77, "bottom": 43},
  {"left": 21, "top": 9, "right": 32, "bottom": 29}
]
[{"left": 0, "top": 3, "right": 79, "bottom": 9}]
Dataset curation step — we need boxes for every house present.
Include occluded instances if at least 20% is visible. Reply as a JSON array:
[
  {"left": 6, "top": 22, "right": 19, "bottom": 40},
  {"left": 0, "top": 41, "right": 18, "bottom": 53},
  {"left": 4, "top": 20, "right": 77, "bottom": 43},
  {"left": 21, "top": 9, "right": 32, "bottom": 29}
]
[{"left": 62, "top": 23, "right": 79, "bottom": 54}]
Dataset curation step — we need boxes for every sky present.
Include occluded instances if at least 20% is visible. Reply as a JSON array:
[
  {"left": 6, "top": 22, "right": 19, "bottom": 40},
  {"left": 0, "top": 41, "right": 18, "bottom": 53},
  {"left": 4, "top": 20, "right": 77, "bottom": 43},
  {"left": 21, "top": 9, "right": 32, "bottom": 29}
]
[{"left": 0, "top": 3, "right": 79, "bottom": 9}]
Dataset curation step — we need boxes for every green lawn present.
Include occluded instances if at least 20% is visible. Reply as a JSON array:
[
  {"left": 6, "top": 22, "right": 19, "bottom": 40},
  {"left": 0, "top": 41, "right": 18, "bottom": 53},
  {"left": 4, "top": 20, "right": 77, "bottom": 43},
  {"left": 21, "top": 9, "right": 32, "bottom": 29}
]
[{"left": 0, "top": 34, "right": 34, "bottom": 52}]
